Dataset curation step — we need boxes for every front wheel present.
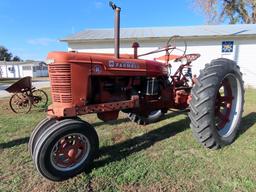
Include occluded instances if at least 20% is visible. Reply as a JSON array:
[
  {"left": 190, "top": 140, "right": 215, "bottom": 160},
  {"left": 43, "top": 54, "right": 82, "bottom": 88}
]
[
  {"left": 32, "top": 119, "right": 99, "bottom": 181},
  {"left": 28, "top": 117, "right": 57, "bottom": 156},
  {"left": 189, "top": 58, "right": 244, "bottom": 149}
]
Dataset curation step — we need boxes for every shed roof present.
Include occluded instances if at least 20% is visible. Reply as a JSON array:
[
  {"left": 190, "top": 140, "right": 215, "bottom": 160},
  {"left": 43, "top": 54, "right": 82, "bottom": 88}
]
[{"left": 61, "top": 24, "right": 256, "bottom": 42}]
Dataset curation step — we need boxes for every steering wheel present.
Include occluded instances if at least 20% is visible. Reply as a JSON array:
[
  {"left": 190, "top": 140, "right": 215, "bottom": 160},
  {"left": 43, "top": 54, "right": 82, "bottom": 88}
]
[
  {"left": 166, "top": 36, "right": 187, "bottom": 56},
  {"left": 138, "top": 36, "right": 188, "bottom": 58},
  {"left": 174, "top": 53, "right": 201, "bottom": 63}
]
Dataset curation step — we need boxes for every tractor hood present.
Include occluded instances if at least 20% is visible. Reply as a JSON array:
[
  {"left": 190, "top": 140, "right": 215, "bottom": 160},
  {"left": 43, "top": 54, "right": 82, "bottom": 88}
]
[{"left": 46, "top": 51, "right": 168, "bottom": 77}]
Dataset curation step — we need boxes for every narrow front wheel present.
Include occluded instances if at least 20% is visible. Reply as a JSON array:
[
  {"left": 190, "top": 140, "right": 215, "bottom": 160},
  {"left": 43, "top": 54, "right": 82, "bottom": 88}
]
[
  {"left": 32, "top": 119, "right": 99, "bottom": 181},
  {"left": 28, "top": 117, "right": 57, "bottom": 156}
]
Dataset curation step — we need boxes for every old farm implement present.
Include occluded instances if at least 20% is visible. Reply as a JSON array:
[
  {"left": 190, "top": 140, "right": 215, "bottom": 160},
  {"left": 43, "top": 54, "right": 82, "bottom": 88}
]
[
  {"left": 29, "top": 2, "right": 244, "bottom": 181},
  {"left": 5, "top": 76, "right": 48, "bottom": 113}
]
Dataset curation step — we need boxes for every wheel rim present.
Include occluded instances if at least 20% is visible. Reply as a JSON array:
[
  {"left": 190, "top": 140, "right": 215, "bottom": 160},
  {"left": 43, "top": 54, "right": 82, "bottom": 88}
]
[
  {"left": 32, "top": 90, "right": 48, "bottom": 108},
  {"left": 149, "top": 110, "right": 160, "bottom": 116},
  {"left": 10, "top": 94, "right": 31, "bottom": 113},
  {"left": 215, "top": 73, "right": 242, "bottom": 137},
  {"left": 50, "top": 133, "right": 90, "bottom": 171}
]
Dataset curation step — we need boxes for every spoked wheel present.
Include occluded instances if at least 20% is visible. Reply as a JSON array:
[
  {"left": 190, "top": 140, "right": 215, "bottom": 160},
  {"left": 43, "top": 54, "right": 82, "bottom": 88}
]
[
  {"left": 32, "top": 119, "right": 99, "bottom": 181},
  {"left": 128, "top": 110, "right": 164, "bottom": 125},
  {"left": 189, "top": 58, "right": 244, "bottom": 149},
  {"left": 32, "top": 89, "right": 48, "bottom": 108},
  {"left": 9, "top": 93, "right": 32, "bottom": 113}
]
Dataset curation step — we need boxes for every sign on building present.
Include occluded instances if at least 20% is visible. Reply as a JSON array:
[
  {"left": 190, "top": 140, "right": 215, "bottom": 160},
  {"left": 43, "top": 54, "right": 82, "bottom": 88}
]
[{"left": 222, "top": 41, "right": 234, "bottom": 53}]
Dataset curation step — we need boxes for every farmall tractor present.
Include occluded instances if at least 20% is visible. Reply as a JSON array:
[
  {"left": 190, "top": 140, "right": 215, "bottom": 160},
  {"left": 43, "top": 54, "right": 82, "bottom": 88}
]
[{"left": 29, "top": 2, "right": 244, "bottom": 181}]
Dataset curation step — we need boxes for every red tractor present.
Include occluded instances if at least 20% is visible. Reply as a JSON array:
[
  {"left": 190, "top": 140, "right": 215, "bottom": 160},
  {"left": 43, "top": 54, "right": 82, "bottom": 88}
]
[{"left": 29, "top": 2, "right": 244, "bottom": 181}]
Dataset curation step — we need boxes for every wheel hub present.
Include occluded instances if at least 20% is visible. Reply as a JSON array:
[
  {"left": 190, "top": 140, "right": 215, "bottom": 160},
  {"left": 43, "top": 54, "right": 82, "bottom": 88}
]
[
  {"left": 215, "top": 78, "right": 234, "bottom": 130},
  {"left": 214, "top": 73, "right": 242, "bottom": 137},
  {"left": 50, "top": 133, "right": 90, "bottom": 171},
  {"left": 67, "top": 148, "right": 77, "bottom": 159}
]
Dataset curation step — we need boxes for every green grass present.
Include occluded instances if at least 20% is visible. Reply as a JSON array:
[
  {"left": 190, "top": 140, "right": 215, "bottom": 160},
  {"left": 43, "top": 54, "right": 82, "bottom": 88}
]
[{"left": 0, "top": 89, "right": 255, "bottom": 192}]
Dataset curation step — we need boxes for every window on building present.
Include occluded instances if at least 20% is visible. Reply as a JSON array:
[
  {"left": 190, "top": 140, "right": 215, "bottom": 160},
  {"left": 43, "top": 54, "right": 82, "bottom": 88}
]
[
  {"left": 43, "top": 66, "right": 48, "bottom": 70},
  {"left": 8, "top": 67, "right": 15, "bottom": 73},
  {"left": 33, "top": 65, "right": 48, "bottom": 71},
  {"left": 22, "top": 66, "right": 31, "bottom": 70}
]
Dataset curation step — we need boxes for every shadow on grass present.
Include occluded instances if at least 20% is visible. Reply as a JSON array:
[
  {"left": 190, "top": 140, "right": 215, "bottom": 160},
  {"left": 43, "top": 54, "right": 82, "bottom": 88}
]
[
  {"left": 238, "top": 112, "right": 256, "bottom": 136},
  {"left": 0, "top": 112, "right": 254, "bottom": 152},
  {"left": 0, "top": 112, "right": 183, "bottom": 150},
  {"left": 92, "top": 110, "right": 187, "bottom": 127},
  {"left": 92, "top": 117, "right": 130, "bottom": 127},
  {"left": 0, "top": 137, "right": 29, "bottom": 149},
  {"left": 93, "top": 114, "right": 189, "bottom": 169},
  {"left": 92, "top": 112, "right": 256, "bottom": 170}
]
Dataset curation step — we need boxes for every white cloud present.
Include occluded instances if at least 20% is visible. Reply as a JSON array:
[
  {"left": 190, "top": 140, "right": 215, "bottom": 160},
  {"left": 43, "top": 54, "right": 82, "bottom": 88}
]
[{"left": 27, "top": 38, "right": 57, "bottom": 46}]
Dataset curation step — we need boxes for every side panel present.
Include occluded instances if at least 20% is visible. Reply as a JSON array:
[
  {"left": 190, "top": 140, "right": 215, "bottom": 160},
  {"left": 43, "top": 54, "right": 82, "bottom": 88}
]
[
  {"left": 91, "top": 58, "right": 147, "bottom": 76},
  {"left": 146, "top": 60, "right": 168, "bottom": 77},
  {"left": 71, "top": 63, "right": 91, "bottom": 106}
]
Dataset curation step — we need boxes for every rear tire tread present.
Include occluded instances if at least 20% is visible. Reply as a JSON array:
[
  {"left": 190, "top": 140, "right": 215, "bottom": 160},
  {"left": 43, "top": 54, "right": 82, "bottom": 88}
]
[{"left": 189, "top": 58, "right": 244, "bottom": 149}]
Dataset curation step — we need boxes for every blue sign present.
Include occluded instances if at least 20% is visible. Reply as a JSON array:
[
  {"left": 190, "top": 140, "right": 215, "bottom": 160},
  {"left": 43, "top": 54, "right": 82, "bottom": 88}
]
[{"left": 222, "top": 41, "right": 234, "bottom": 53}]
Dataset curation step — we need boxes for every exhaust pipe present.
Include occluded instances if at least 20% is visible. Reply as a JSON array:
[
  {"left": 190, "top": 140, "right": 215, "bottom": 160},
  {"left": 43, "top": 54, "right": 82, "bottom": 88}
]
[{"left": 109, "top": 1, "right": 121, "bottom": 59}]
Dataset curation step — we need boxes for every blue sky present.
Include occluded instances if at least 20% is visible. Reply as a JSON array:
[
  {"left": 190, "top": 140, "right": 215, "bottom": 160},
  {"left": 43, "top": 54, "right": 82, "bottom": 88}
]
[{"left": 0, "top": 0, "right": 205, "bottom": 61}]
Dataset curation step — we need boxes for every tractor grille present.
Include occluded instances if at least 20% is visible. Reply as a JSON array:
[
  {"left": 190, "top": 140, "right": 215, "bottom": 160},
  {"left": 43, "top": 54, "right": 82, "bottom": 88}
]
[{"left": 49, "top": 64, "right": 72, "bottom": 103}]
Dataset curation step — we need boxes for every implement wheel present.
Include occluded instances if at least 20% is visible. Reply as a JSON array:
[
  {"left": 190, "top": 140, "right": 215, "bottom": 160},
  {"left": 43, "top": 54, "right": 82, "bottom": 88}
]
[
  {"left": 189, "top": 58, "right": 244, "bottom": 149},
  {"left": 9, "top": 93, "right": 32, "bottom": 113},
  {"left": 32, "top": 119, "right": 99, "bottom": 181},
  {"left": 32, "top": 89, "right": 48, "bottom": 108}
]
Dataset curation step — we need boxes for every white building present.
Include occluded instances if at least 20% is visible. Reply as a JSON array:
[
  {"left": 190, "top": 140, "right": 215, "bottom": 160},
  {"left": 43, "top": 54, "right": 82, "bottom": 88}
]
[
  {"left": 61, "top": 24, "right": 256, "bottom": 88},
  {"left": 0, "top": 61, "right": 48, "bottom": 78}
]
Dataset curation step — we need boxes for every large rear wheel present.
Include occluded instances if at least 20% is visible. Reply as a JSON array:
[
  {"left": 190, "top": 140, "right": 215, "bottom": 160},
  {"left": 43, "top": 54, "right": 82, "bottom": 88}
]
[{"left": 189, "top": 58, "right": 244, "bottom": 149}]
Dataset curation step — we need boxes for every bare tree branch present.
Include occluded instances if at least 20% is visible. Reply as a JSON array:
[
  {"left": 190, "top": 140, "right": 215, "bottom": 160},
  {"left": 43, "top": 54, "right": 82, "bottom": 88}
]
[{"left": 193, "top": 0, "right": 256, "bottom": 24}]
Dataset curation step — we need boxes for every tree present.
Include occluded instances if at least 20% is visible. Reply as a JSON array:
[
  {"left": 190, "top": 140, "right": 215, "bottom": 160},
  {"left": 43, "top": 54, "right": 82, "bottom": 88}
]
[
  {"left": 0, "top": 46, "right": 22, "bottom": 61},
  {"left": 0, "top": 46, "right": 12, "bottom": 61},
  {"left": 12, "top": 56, "right": 22, "bottom": 62},
  {"left": 194, "top": 0, "right": 256, "bottom": 24}
]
